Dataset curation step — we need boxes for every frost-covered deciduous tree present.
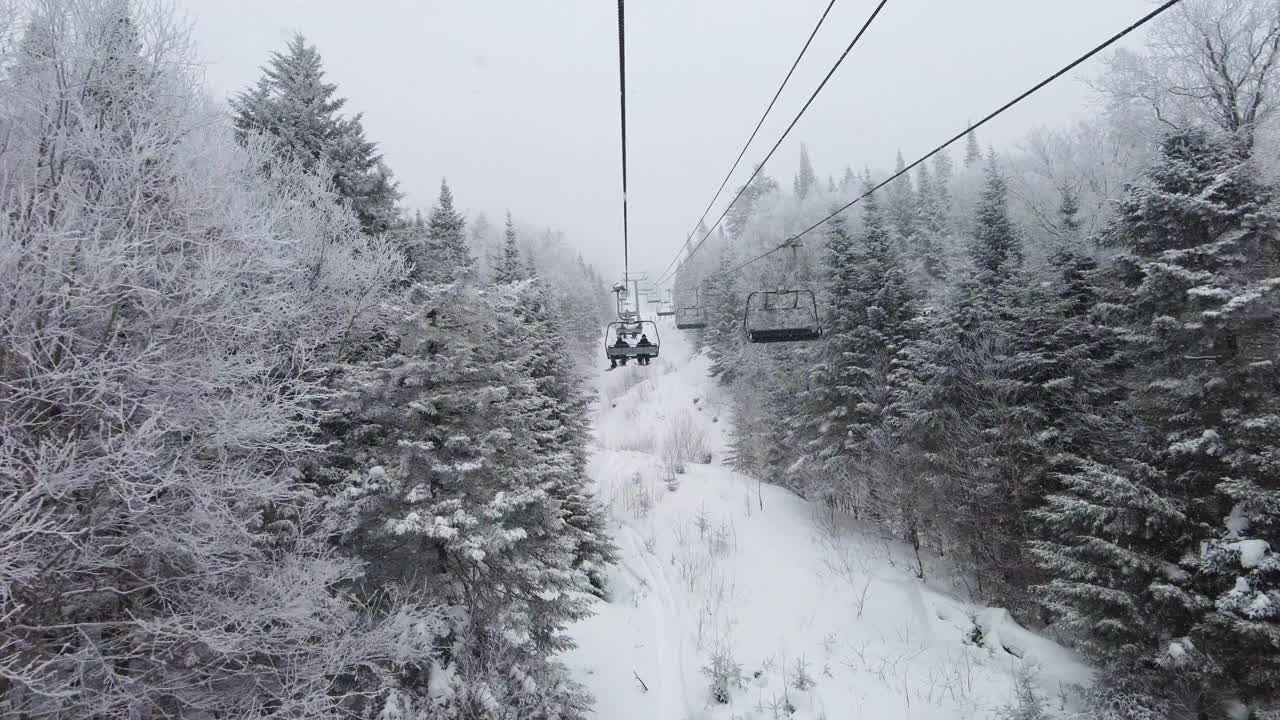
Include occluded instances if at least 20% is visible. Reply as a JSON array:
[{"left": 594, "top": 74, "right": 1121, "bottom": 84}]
[
  {"left": 0, "top": 1, "right": 412, "bottom": 716},
  {"left": 1100, "top": 0, "right": 1280, "bottom": 151}
]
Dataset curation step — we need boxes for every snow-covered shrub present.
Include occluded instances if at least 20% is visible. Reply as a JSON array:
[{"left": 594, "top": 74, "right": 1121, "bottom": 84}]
[
  {"left": 701, "top": 644, "right": 745, "bottom": 704},
  {"left": 996, "top": 667, "right": 1047, "bottom": 720},
  {"left": 790, "top": 656, "right": 816, "bottom": 692}
]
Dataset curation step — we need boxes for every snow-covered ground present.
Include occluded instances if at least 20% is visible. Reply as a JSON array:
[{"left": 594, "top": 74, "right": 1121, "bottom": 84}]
[{"left": 565, "top": 322, "right": 1093, "bottom": 720}]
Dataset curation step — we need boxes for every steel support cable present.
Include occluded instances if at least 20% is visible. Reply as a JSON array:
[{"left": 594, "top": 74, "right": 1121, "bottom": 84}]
[
  {"left": 656, "top": 0, "right": 891, "bottom": 287},
  {"left": 659, "top": 0, "right": 840, "bottom": 285},
  {"left": 712, "top": 0, "right": 1186, "bottom": 279},
  {"left": 617, "top": 0, "right": 630, "bottom": 282}
]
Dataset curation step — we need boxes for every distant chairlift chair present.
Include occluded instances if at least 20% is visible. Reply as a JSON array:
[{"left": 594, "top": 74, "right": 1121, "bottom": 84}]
[
  {"left": 743, "top": 289, "right": 822, "bottom": 343},
  {"left": 674, "top": 305, "right": 706, "bottom": 330}
]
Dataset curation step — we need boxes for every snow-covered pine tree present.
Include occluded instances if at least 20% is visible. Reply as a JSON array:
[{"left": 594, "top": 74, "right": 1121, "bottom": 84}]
[
  {"left": 887, "top": 150, "right": 916, "bottom": 242},
  {"left": 747, "top": 349, "right": 815, "bottom": 481},
  {"left": 560, "top": 254, "right": 611, "bottom": 352},
  {"left": 795, "top": 181, "right": 920, "bottom": 519},
  {"left": 493, "top": 211, "right": 525, "bottom": 284},
  {"left": 389, "top": 209, "right": 431, "bottom": 281},
  {"left": 1058, "top": 187, "right": 1083, "bottom": 239},
  {"left": 932, "top": 148, "right": 955, "bottom": 232},
  {"left": 1033, "top": 130, "right": 1280, "bottom": 716},
  {"left": 903, "top": 155, "right": 1051, "bottom": 606},
  {"left": 840, "top": 165, "right": 857, "bottom": 192},
  {"left": 422, "top": 179, "right": 474, "bottom": 282},
  {"left": 702, "top": 231, "right": 743, "bottom": 383},
  {"left": 887, "top": 304, "right": 967, "bottom": 568},
  {"left": 968, "top": 152, "right": 1022, "bottom": 291},
  {"left": 233, "top": 34, "right": 399, "bottom": 235},
  {"left": 319, "top": 277, "right": 596, "bottom": 716},
  {"left": 913, "top": 159, "right": 947, "bottom": 284},
  {"left": 964, "top": 124, "right": 983, "bottom": 168},
  {"left": 498, "top": 238, "right": 618, "bottom": 595},
  {"left": 794, "top": 143, "right": 817, "bottom": 200}
]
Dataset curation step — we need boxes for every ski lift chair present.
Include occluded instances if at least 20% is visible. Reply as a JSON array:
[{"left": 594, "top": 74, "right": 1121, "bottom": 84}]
[
  {"left": 616, "top": 320, "right": 644, "bottom": 338},
  {"left": 674, "top": 305, "right": 707, "bottom": 330},
  {"left": 744, "top": 289, "right": 822, "bottom": 343},
  {"left": 605, "top": 320, "right": 661, "bottom": 363}
]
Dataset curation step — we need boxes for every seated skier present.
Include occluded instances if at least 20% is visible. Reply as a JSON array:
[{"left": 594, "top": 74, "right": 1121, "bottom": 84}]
[
  {"left": 635, "top": 334, "right": 653, "bottom": 366},
  {"left": 610, "top": 336, "right": 630, "bottom": 369}
]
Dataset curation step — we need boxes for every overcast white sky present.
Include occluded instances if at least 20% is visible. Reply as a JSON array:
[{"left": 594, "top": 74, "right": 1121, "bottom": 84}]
[{"left": 175, "top": 0, "right": 1156, "bottom": 282}]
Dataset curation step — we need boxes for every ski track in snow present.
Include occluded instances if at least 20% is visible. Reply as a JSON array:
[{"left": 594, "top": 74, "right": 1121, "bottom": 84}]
[
  {"left": 564, "top": 322, "right": 1094, "bottom": 720},
  {"left": 617, "top": 524, "right": 689, "bottom": 718}
]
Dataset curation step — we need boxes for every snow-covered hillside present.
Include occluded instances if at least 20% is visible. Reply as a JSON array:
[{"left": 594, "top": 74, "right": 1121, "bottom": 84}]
[{"left": 566, "top": 322, "right": 1092, "bottom": 720}]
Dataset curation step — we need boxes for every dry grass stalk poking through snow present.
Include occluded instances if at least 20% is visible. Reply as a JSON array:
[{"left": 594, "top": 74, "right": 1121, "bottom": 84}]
[
  {"left": 621, "top": 471, "right": 656, "bottom": 518},
  {"left": 662, "top": 409, "right": 711, "bottom": 473},
  {"left": 613, "top": 431, "right": 657, "bottom": 454}
]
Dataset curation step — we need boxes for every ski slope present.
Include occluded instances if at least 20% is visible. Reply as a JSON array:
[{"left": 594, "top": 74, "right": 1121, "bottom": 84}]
[{"left": 565, "top": 323, "right": 1093, "bottom": 720}]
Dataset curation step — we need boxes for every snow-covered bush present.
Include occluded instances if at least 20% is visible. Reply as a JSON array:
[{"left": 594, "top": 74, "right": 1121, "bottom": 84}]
[
  {"left": 701, "top": 643, "right": 745, "bottom": 704},
  {"left": 789, "top": 656, "right": 816, "bottom": 692},
  {"left": 996, "top": 667, "right": 1047, "bottom": 720}
]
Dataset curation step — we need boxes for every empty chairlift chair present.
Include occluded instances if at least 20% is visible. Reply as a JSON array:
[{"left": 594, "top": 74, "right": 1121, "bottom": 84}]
[
  {"left": 674, "top": 305, "right": 707, "bottom": 330},
  {"left": 743, "top": 289, "right": 822, "bottom": 343}
]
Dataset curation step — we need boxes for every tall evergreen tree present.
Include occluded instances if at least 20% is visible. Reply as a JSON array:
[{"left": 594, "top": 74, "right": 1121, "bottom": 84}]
[
  {"left": 932, "top": 149, "right": 954, "bottom": 224},
  {"left": 320, "top": 279, "right": 598, "bottom": 715},
  {"left": 887, "top": 150, "right": 916, "bottom": 241},
  {"left": 798, "top": 182, "right": 920, "bottom": 518},
  {"left": 1033, "top": 131, "right": 1280, "bottom": 716},
  {"left": 512, "top": 272, "right": 618, "bottom": 595},
  {"left": 1058, "top": 187, "right": 1083, "bottom": 240},
  {"left": 702, "top": 232, "right": 743, "bottom": 383},
  {"left": 840, "top": 165, "right": 857, "bottom": 192},
  {"left": 913, "top": 160, "right": 947, "bottom": 282},
  {"left": 964, "top": 124, "right": 983, "bottom": 168},
  {"left": 422, "top": 179, "right": 474, "bottom": 282},
  {"left": 233, "top": 34, "right": 399, "bottom": 235},
  {"left": 969, "top": 152, "right": 1021, "bottom": 289},
  {"left": 794, "top": 144, "right": 817, "bottom": 200},
  {"left": 494, "top": 211, "right": 525, "bottom": 284}
]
